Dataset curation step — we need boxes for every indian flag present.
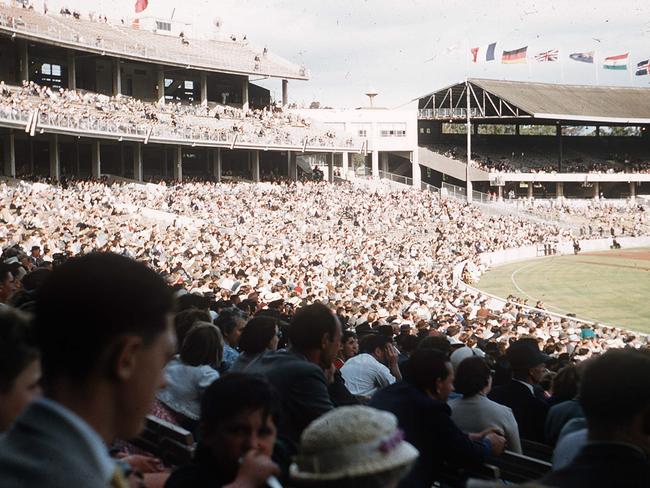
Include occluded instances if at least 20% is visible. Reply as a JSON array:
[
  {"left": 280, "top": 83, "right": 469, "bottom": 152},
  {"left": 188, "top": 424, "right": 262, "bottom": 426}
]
[{"left": 603, "top": 53, "right": 628, "bottom": 70}]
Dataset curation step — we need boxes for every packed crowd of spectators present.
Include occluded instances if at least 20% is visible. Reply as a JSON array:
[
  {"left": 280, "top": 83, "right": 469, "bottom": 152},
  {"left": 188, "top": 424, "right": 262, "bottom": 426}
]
[
  {"left": 0, "top": 80, "right": 354, "bottom": 148},
  {"left": 0, "top": 178, "right": 649, "bottom": 487},
  {"left": 517, "top": 199, "right": 649, "bottom": 238},
  {"left": 434, "top": 144, "right": 650, "bottom": 174}
]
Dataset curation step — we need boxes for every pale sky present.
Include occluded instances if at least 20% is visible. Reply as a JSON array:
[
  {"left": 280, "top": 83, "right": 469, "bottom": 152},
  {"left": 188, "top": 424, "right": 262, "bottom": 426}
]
[{"left": 34, "top": 0, "right": 650, "bottom": 108}]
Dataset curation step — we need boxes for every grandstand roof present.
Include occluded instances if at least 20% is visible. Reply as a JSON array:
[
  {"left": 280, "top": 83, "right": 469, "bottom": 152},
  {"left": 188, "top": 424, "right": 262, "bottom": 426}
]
[
  {"left": 0, "top": 4, "right": 308, "bottom": 81},
  {"left": 417, "top": 79, "right": 650, "bottom": 124}
]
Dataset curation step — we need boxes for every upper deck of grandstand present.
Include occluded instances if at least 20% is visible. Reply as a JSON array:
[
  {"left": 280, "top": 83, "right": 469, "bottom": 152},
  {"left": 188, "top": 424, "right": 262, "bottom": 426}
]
[
  {"left": 417, "top": 78, "right": 650, "bottom": 124},
  {"left": 0, "top": 2, "right": 307, "bottom": 80}
]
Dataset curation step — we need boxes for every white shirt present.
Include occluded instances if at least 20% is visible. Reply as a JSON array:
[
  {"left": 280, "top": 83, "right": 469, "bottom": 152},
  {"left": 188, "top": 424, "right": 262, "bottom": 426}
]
[{"left": 340, "top": 353, "right": 395, "bottom": 397}]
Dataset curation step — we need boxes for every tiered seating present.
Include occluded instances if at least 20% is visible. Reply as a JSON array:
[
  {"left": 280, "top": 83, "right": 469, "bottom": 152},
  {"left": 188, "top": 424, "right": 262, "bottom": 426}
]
[{"left": 0, "top": 4, "right": 304, "bottom": 79}]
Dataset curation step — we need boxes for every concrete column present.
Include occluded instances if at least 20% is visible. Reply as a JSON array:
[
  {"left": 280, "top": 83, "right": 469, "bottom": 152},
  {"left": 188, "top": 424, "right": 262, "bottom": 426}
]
[
  {"left": 556, "top": 182, "right": 564, "bottom": 200},
  {"left": 162, "top": 147, "right": 168, "bottom": 178},
  {"left": 282, "top": 79, "right": 288, "bottom": 106},
  {"left": 3, "top": 133, "right": 16, "bottom": 177},
  {"left": 241, "top": 75, "right": 249, "bottom": 111},
  {"left": 120, "top": 144, "right": 125, "bottom": 176},
  {"left": 200, "top": 72, "right": 208, "bottom": 107},
  {"left": 411, "top": 151, "right": 421, "bottom": 188},
  {"left": 28, "top": 139, "right": 34, "bottom": 174},
  {"left": 342, "top": 151, "right": 349, "bottom": 179},
  {"left": 497, "top": 185, "right": 503, "bottom": 202},
  {"left": 112, "top": 58, "right": 121, "bottom": 96},
  {"left": 212, "top": 148, "right": 222, "bottom": 182},
  {"left": 67, "top": 50, "right": 76, "bottom": 90},
  {"left": 157, "top": 66, "right": 165, "bottom": 105},
  {"left": 75, "top": 139, "right": 80, "bottom": 176},
  {"left": 174, "top": 145, "right": 182, "bottom": 181},
  {"left": 327, "top": 152, "right": 334, "bottom": 183},
  {"left": 527, "top": 182, "right": 533, "bottom": 199},
  {"left": 288, "top": 151, "right": 297, "bottom": 181},
  {"left": 593, "top": 181, "right": 600, "bottom": 199},
  {"left": 371, "top": 150, "right": 379, "bottom": 178},
  {"left": 252, "top": 150, "right": 260, "bottom": 182},
  {"left": 380, "top": 152, "right": 389, "bottom": 174},
  {"left": 19, "top": 40, "right": 29, "bottom": 82},
  {"left": 49, "top": 134, "right": 60, "bottom": 181},
  {"left": 629, "top": 181, "right": 636, "bottom": 202},
  {"left": 91, "top": 140, "right": 101, "bottom": 178},
  {"left": 133, "top": 143, "right": 143, "bottom": 181}
]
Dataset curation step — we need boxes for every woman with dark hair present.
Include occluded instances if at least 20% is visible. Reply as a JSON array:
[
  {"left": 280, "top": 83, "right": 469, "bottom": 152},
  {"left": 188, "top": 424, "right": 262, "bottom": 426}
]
[
  {"left": 0, "top": 308, "right": 41, "bottom": 432},
  {"left": 165, "top": 373, "right": 282, "bottom": 488},
  {"left": 449, "top": 356, "right": 522, "bottom": 453},
  {"left": 155, "top": 322, "right": 222, "bottom": 430},
  {"left": 215, "top": 308, "right": 247, "bottom": 371},
  {"left": 230, "top": 316, "right": 280, "bottom": 372}
]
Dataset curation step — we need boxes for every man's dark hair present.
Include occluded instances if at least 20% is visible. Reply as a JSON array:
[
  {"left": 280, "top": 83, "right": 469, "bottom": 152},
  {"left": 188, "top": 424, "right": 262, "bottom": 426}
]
[
  {"left": 342, "top": 330, "right": 357, "bottom": 343},
  {"left": 289, "top": 303, "right": 339, "bottom": 352},
  {"left": 238, "top": 316, "right": 278, "bottom": 355},
  {"left": 359, "top": 334, "right": 392, "bottom": 355},
  {"left": 200, "top": 373, "right": 280, "bottom": 431},
  {"left": 454, "top": 356, "right": 491, "bottom": 397},
  {"left": 214, "top": 308, "right": 246, "bottom": 337},
  {"left": 174, "top": 308, "right": 212, "bottom": 348},
  {"left": 0, "top": 309, "right": 39, "bottom": 393},
  {"left": 34, "top": 253, "right": 174, "bottom": 383},
  {"left": 580, "top": 349, "right": 650, "bottom": 429},
  {"left": 551, "top": 364, "right": 581, "bottom": 402},
  {"left": 404, "top": 349, "right": 451, "bottom": 394},
  {"left": 180, "top": 322, "right": 223, "bottom": 368},
  {"left": 417, "top": 335, "right": 452, "bottom": 357}
]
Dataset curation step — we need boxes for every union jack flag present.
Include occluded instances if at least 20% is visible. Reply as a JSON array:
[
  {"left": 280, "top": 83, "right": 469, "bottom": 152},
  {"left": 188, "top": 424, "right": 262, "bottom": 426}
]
[{"left": 534, "top": 49, "right": 559, "bottom": 62}]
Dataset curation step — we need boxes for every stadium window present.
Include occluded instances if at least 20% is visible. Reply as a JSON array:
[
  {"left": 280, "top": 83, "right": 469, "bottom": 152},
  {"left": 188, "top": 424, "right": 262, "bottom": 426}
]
[
  {"left": 442, "top": 123, "right": 466, "bottom": 134},
  {"left": 562, "top": 126, "right": 597, "bottom": 137},
  {"left": 156, "top": 21, "right": 171, "bottom": 32},
  {"left": 426, "top": 128, "right": 431, "bottom": 134},
  {"left": 419, "top": 128, "right": 424, "bottom": 134},
  {"left": 184, "top": 81, "right": 194, "bottom": 90},
  {"left": 164, "top": 79, "right": 174, "bottom": 88},
  {"left": 379, "top": 123, "right": 407, "bottom": 137},
  {"left": 41, "top": 63, "right": 51, "bottom": 75},
  {"left": 478, "top": 124, "right": 515, "bottom": 135},
  {"left": 519, "top": 125, "right": 555, "bottom": 136},
  {"left": 599, "top": 126, "right": 641, "bottom": 137},
  {"left": 51, "top": 64, "right": 61, "bottom": 77}
]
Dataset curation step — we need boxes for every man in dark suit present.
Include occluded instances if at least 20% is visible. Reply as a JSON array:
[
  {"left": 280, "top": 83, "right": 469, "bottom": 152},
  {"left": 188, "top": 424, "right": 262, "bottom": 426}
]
[
  {"left": 489, "top": 338, "right": 550, "bottom": 443},
  {"left": 0, "top": 253, "right": 176, "bottom": 488},
  {"left": 539, "top": 349, "right": 650, "bottom": 488},
  {"left": 370, "top": 349, "right": 506, "bottom": 488},
  {"left": 247, "top": 303, "right": 341, "bottom": 445}
]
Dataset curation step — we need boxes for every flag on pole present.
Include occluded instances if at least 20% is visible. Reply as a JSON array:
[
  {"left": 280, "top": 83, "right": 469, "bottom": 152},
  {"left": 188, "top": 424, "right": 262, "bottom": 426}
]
[
  {"left": 135, "top": 0, "right": 148, "bottom": 13},
  {"left": 470, "top": 42, "right": 497, "bottom": 62},
  {"left": 569, "top": 52, "right": 594, "bottom": 63},
  {"left": 603, "top": 53, "right": 628, "bottom": 70},
  {"left": 534, "top": 49, "right": 559, "bottom": 62},
  {"left": 501, "top": 46, "right": 527, "bottom": 64},
  {"left": 636, "top": 60, "right": 650, "bottom": 76}
]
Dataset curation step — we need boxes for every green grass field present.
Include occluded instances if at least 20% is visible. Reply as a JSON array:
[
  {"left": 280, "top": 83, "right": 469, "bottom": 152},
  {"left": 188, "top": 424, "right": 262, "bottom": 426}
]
[{"left": 476, "top": 248, "right": 650, "bottom": 334}]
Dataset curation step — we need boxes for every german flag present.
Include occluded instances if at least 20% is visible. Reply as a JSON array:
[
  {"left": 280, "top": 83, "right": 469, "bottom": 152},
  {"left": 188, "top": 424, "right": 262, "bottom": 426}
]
[{"left": 501, "top": 46, "right": 527, "bottom": 64}]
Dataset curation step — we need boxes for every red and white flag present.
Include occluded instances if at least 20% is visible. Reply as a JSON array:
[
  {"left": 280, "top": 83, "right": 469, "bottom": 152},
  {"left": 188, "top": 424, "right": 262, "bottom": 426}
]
[{"left": 135, "top": 0, "right": 148, "bottom": 14}]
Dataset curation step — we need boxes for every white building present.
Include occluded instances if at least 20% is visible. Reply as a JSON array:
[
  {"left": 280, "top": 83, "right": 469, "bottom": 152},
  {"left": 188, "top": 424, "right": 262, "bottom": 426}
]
[{"left": 292, "top": 105, "right": 420, "bottom": 186}]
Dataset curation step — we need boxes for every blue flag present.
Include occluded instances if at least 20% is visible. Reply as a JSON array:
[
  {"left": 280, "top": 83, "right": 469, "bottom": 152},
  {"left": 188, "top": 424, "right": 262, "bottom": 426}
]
[{"left": 486, "top": 43, "right": 496, "bottom": 62}]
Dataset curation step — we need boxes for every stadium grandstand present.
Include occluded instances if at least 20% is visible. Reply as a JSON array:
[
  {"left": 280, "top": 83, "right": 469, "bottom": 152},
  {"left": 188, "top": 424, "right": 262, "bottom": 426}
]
[
  {"left": 417, "top": 79, "right": 650, "bottom": 200},
  {"left": 2, "top": 3, "right": 650, "bottom": 488},
  {"left": 0, "top": 1, "right": 360, "bottom": 182}
]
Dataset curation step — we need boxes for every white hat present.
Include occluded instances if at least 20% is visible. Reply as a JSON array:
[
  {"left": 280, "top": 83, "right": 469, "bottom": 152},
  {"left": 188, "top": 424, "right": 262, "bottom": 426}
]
[
  {"left": 290, "top": 406, "right": 418, "bottom": 481},
  {"left": 450, "top": 346, "right": 486, "bottom": 371}
]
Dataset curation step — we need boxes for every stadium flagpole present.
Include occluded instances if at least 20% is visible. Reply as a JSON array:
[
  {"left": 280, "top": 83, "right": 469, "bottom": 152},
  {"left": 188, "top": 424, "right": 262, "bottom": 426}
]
[{"left": 465, "top": 78, "right": 472, "bottom": 203}]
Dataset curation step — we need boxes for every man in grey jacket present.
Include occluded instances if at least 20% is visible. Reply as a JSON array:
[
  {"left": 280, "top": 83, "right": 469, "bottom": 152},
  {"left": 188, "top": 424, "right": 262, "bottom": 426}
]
[
  {"left": 0, "top": 253, "right": 176, "bottom": 488},
  {"left": 247, "top": 303, "right": 341, "bottom": 445}
]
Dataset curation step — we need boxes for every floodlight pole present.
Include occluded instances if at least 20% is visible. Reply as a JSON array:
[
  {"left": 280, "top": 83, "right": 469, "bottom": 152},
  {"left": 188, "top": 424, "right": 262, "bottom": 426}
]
[{"left": 465, "top": 79, "right": 473, "bottom": 203}]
